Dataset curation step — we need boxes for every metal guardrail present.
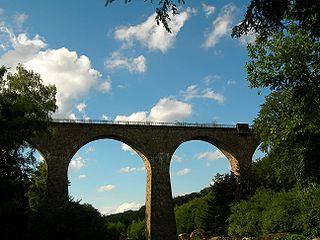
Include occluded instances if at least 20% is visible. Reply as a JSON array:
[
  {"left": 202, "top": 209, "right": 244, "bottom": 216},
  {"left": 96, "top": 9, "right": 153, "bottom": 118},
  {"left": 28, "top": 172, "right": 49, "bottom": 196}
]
[{"left": 51, "top": 118, "right": 237, "bottom": 128}]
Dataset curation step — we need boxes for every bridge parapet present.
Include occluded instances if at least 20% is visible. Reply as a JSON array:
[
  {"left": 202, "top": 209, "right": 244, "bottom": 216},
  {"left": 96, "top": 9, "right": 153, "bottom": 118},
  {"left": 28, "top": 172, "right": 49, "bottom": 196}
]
[{"left": 52, "top": 118, "right": 238, "bottom": 128}]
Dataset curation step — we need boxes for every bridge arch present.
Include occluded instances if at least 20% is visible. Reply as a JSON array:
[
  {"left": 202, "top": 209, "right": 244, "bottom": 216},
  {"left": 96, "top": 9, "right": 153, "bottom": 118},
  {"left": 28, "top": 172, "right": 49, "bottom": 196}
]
[
  {"left": 67, "top": 138, "right": 147, "bottom": 215},
  {"left": 32, "top": 121, "right": 260, "bottom": 240},
  {"left": 171, "top": 136, "right": 241, "bottom": 176}
]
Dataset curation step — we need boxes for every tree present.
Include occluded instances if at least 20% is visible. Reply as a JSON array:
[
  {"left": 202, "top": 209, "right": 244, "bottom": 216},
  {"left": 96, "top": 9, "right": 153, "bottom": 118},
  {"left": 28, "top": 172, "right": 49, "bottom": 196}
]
[
  {"left": 232, "top": 0, "right": 320, "bottom": 38},
  {"left": 0, "top": 65, "right": 57, "bottom": 239},
  {"left": 246, "top": 20, "right": 320, "bottom": 185},
  {"left": 228, "top": 185, "right": 320, "bottom": 238},
  {"left": 127, "top": 219, "right": 145, "bottom": 240},
  {"left": 202, "top": 173, "right": 238, "bottom": 237},
  {"left": 26, "top": 162, "right": 47, "bottom": 213}
]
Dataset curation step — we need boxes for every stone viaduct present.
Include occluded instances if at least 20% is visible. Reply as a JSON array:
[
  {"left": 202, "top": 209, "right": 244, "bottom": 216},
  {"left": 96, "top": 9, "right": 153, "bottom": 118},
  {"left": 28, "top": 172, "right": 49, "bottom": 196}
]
[{"left": 33, "top": 120, "right": 260, "bottom": 240}]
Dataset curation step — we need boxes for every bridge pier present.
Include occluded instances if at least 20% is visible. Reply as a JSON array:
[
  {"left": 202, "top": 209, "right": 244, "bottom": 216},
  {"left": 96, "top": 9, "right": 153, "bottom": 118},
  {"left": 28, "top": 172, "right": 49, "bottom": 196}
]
[
  {"left": 32, "top": 121, "right": 260, "bottom": 240},
  {"left": 144, "top": 153, "right": 177, "bottom": 240}
]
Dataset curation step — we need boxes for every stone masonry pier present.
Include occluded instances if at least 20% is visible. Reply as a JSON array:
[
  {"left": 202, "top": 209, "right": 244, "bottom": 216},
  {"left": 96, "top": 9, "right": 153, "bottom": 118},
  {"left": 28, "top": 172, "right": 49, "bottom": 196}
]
[{"left": 33, "top": 120, "right": 260, "bottom": 240}]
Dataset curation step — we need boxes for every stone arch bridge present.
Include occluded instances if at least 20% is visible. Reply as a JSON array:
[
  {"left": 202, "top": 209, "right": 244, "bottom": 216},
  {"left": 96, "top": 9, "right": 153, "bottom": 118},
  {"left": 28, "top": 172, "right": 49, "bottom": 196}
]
[{"left": 33, "top": 119, "right": 260, "bottom": 240}]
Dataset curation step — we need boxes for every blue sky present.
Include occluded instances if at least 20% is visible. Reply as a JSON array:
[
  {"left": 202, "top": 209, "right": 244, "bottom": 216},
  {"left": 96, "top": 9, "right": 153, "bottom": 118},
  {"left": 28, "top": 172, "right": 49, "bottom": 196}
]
[{"left": 0, "top": 0, "right": 265, "bottom": 215}]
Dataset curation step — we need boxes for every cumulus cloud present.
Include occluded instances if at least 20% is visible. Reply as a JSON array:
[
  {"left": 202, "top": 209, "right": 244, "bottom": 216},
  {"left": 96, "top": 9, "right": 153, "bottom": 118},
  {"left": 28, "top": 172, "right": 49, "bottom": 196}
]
[
  {"left": 0, "top": 28, "right": 47, "bottom": 66},
  {"left": 24, "top": 47, "right": 100, "bottom": 117},
  {"left": 115, "top": 202, "right": 143, "bottom": 213},
  {"left": 180, "top": 85, "right": 225, "bottom": 103},
  {"left": 204, "top": 4, "right": 237, "bottom": 48},
  {"left": 149, "top": 98, "right": 192, "bottom": 122},
  {"left": 115, "top": 111, "right": 148, "bottom": 122},
  {"left": 114, "top": 8, "right": 196, "bottom": 53},
  {"left": 69, "top": 156, "right": 86, "bottom": 172},
  {"left": 202, "top": 3, "right": 215, "bottom": 18},
  {"left": 121, "top": 143, "right": 137, "bottom": 155},
  {"left": 196, "top": 149, "right": 226, "bottom": 161},
  {"left": 76, "top": 103, "right": 87, "bottom": 113},
  {"left": 119, "top": 166, "right": 145, "bottom": 173},
  {"left": 105, "top": 51, "right": 146, "bottom": 73},
  {"left": 97, "top": 184, "right": 116, "bottom": 192},
  {"left": 99, "top": 202, "right": 143, "bottom": 215},
  {"left": 99, "top": 80, "right": 111, "bottom": 93},
  {"left": 115, "top": 98, "right": 192, "bottom": 123},
  {"left": 0, "top": 26, "right": 101, "bottom": 118},
  {"left": 176, "top": 168, "right": 191, "bottom": 176}
]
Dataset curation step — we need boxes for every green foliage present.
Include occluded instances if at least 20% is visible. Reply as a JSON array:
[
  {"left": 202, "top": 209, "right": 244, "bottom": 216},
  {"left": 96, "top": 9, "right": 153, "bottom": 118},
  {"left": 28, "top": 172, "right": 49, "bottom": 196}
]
[
  {"left": 228, "top": 184, "right": 320, "bottom": 238},
  {"left": 29, "top": 201, "right": 109, "bottom": 240},
  {"left": 127, "top": 219, "right": 145, "bottom": 240},
  {"left": 247, "top": 20, "right": 320, "bottom": 186},
  {"left": 0, "top": 65, "right": 56, "bottom": 240},
  {"left": 175, "top": 196, "right": 208, "bottom": 234},
  {"left": 0, "top": 65, "right": 57, "bottom": 182},
  {"left": 26, "top": 162, "right": 47, "bottom": 213},
  {"left": 105, "top": 221, "right": 126, "bottom": 240},
  {"left": 232, "top": 0, "right": 320, "bottom": 38},
  {"left": 104, "top": 206, "right": 145, "bottom": 227},
  {"left": 202, "top": 174, "right": 238, "bottom": 236}
]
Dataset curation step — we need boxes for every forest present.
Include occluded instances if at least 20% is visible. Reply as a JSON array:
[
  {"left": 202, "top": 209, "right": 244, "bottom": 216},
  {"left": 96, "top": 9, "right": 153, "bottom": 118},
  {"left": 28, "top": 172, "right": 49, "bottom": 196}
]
[{"left": 1, "top": 0, "right": 320, "bottom": 239}]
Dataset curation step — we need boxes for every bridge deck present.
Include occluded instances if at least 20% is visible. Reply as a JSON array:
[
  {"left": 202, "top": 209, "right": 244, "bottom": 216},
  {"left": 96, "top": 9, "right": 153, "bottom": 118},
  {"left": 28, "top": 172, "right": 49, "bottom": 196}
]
[{"left": 52, "top": 118, "right": 247, "bottom": 129}]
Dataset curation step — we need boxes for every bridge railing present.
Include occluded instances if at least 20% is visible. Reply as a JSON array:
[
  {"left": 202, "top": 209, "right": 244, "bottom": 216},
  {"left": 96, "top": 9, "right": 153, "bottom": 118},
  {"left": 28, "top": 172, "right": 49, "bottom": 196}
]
[{"left": 52, "top": 118, "right": 237, "bottom": 128}]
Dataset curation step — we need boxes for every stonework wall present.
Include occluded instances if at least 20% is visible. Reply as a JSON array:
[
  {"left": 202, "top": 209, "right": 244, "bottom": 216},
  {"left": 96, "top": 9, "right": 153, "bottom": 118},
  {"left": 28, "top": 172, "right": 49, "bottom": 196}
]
[{"left": 33, "top": 122, "right": 260, "bottom": 240}]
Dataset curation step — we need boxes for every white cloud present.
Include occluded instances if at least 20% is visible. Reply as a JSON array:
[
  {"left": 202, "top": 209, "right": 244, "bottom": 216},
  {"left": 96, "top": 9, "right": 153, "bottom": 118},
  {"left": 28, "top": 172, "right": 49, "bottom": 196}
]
[
  {"left": 0, "top": 27, "right": 101, "bottom": 118},
  {"left": 227, "top": 80, "right": 236, "bottom": 85},
  {"left": 115, "top": 111, "right": 148, "bottom": 122},
  {"left": 24, "top": 47, "right": 100, "bottom": 117},
  {"left": 149, "top": 98, "right": 192, "bottom": 122},
  {"left": 202, "top": 88, "right": 225, "bottom": 103},
  {"left": 180, "top": 85, "right": 225, "bottom": 103},
  {"left": 121, "top": 143, "right": 137, "bottom": 155},
  {"left": 101, "top": 114, "right": 111, "bottom": 121},
  {"left": 69, "top": 113, "right": 76, "bottom": 120},
  {"left": 78, "top": 174, "right": 87, "bottom": 179},
  {"left": 76, "top": 102, "right": 87, "bottom": 113},
  {"left": 204, "top": 4, "right": 237, "bottom": 48},
  {"left": 119, "top": 166, "right": 145, "bottom": 173},
  {"left": 115, "top": 98, "right": 192, "bottom": 123},
  {"left": 85, "top": 146, "right": 95, "bottom": 154},
  {"left": 97, "top": 184, "right": 116, "bottom": 192},
  {"left": 114, "top": 8, "right": 196, "bottom": 53},
  {"left": 180, "top": 85, "right": 198, "bottom": 100},
  {"left": 99, "top": 80, "right": 111, "bottom": 93},
  {"left": 14, "top": 13, "right": 28, "bottom": 30},
  {"left": 115, "top": 202, "right": 143, "bottom": 213},
  {"left": 99, "top": 202, "right": 143, "bottom": 215},
  {"left": 172, "top": 154, "right": 182, "bottom": 163},
  {"left": 176, "top": 168, "right": 191, "bottom": 176},
  {"left": 203, "top": 74, "right": 221, "bottom": 85},
  {"left": 69, "top": 156, "right": 86, "bottom": 172},
  {"left": 196, "top": 149, "right": 226, "bottom": 161},
  {"left": 0, "top": 29, "right": 47, "bottom": 66},
  {"left": 202, "top": 3, "right": 215, "bottom": 18},
  {"left": 105, "top": 51, "right": 146, "bottom": 73}
]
